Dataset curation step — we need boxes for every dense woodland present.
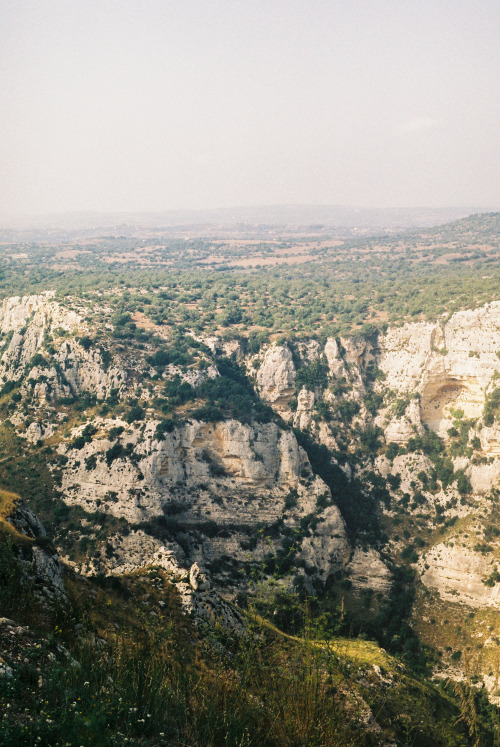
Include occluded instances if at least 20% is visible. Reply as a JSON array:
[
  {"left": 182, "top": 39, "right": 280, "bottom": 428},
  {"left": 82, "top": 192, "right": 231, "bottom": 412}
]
[{"left": 0, "top": 213, "right": 500, "bottom": 341}]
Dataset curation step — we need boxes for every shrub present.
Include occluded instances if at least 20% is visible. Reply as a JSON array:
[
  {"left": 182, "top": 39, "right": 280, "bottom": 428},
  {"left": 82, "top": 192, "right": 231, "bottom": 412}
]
[
  {"left": 296, "top": 358, "right": 329, "bottom": 391},
  {"left": 386, "top": 442, "right": 399, "bottom": 461},
  {"left": 106, "top": 442, "right": 129, "bottom": 466},
  {"left": 393, "top": 396, "right": 411, "bottom": 418},
  {"left": 284, "top": 488, "right": 298, "bottom": 510},
  {"left": 29, "top": 353, "right": 49, "bottom": 370},
  {"left": 456, "top": 471, "right": 472, "bottom": 495},
  {"left": 155, "top": 419, "right": 177, "bottom": 440},
  {"left": 124, "top": 404, "right": 145, "bottom": 423},
  {"left": 85, "top": 454, "right": 97, "bottom": 471},
  {"left": 334, "top": 399, "right": 360, "bottom": 422},
  {"left": 69, "top": 424, "right": 97, "bottom": 450},
  {"left": 0, "top": 380, "right": 20, "bottom": 396},
  {"left": 78, "top": 335, "right": 93, "bottom": 350}
]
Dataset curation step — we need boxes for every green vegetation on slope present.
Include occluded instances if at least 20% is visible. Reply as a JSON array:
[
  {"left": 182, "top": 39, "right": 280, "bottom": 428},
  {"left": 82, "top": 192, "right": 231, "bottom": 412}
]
[
  {"left": 0, "top": 527, "right": 498, "bottom": 747},
  {"left": 1, "top": 213, "right": 500, "bottom": 344}
]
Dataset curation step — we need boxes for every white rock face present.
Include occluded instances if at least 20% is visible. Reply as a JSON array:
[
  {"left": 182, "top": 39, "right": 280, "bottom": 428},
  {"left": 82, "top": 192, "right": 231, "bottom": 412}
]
[
  {"left": 293, "top": 388, "right": 315, "bottom": 430},
  {"left": 0, "top": 293, "right": 81, "bottom": 378},
  {"left": 11, "top": 292, "right": 500, "bottom": 630},
  {"left": 255, "top": 344, "right": 296, "bottom": 409},
  {"left": 67, "top": 529, "right": 185, "bottom": 578},
  {"left": 59, "top": 417, "right": 350, "bottom": 591},
  {"left": 419, "top": 544, "right": 500, "bottom": 609},
  {"left": 376, "top": 452, "right": 432, "bottom": 495},
  {"left": 339, "top": 336, "right": 370, "bottom": 367},
  {"left": 347, "top": 548, "right": 392, "bottom": 593},
  {"left": 202, "top": 336, "right": 245, "bottom": 361},
  {"left": 378, "top": 322, "right": 436, "bottom": 394},
  {"left": 384, "top": 417, "right": 416, "bottom": 445},
  {"left": 244, "top": 303, "right": 500, "bottom": 456},
  {"left": 470, "top": 460, "right": 500, "bottom": 493},
  {"left": 298, "top": 505, "right": 350, "bottom": 583},
  {"left": 189, "top": 562, "right": 211, "bottom": 591},
  {"left": 25, "top": 421, "right": 56, "bottom": 443},
  {"left": 0, "top": 294, "right": 124, "bottom": 402},
  {"left": 0, "top": 292, "right": 59, "bottom": 333},
  {"left": 378, "top": 303, "right": 500, "bottom": 439},
  {"left": 479, "top": 425, "right": 500, "bottom": 457},
  {"left": 296, "top": 339, "right": 321, "bottom": 363},
  {"left": 60, "top": 418, "right": 310, "bottom": 522},
  {"left": 54, "top": 341, "right": 125, "bottom": 400},
  {"left": 324, "top": 337, "right": 345, "bottom": 377}
]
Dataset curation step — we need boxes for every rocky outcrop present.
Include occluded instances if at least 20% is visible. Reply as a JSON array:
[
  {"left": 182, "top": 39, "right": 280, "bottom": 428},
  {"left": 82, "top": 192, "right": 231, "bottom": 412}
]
[
  {"left": 293, "top": 387, "right": 315, "bottom": 430},
  {"left": 379, "top": 303, "right": 500, "bottom": 437},
  {"left": 0, "top": 292, "right": 69, "bottom": 333},
  {"left": 324, "top": 337, "right": 345, "bottom": 377},
  {"left": 347, "top": 548, "right": 393, "bottom": 594},
  {"left": 419, "top": 544, "right": 500, "bottom": 609},
  {"left": 0, "top": 293, "right": 125, "bottom": 402},
  {"left": 61, "top": 527, "right": 244, "bottom": 632},
  {"left": 254, "top": 344, "right": 296, "bottom": 411},
  {"left": 53, "top": 340, "right": 125, "bottom": 400},
  {"left": 60, "top": 418, "right": 319, "bottom": 519},
  {"left": 298, "top": 505, "right": 351, "bottom": 585},
  {"left": 176, "top": 572, "right": 246, "bottom": 633},
  {"left": 6, "top": 504, "right": 65, "bottom": 600},
  {"left": 58, "top": 417, "right": 350, "bottom": 593}
]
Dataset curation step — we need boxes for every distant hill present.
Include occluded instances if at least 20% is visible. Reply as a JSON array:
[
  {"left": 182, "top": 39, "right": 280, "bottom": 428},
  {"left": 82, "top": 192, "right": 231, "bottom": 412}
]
[{"left": 424, "top": 211, "right": 500, "bottom": 240}]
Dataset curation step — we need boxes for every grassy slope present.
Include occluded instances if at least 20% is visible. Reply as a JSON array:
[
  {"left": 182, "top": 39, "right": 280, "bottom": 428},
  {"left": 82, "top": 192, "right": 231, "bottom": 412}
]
[
  {"left": 0, "top": 487, "right": 33, "bottom": 546},
  {"left": 0, "top": 522, "right": 493, "bottom": 746}
]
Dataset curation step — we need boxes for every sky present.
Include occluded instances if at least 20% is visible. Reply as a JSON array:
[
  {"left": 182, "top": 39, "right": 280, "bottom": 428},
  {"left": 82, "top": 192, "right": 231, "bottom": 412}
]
[{"left": 1, "top": 0, "right": 500, "bottom": 215}]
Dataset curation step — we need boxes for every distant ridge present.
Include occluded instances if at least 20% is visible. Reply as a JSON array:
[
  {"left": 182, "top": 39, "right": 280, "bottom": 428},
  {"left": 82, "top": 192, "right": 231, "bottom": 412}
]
[{"left": 0, "top": 204, "right": 492, "bottom": 232}]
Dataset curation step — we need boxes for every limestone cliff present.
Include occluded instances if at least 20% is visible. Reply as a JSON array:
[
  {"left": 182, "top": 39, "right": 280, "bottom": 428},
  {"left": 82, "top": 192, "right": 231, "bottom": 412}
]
[
  {"left": 6, "top": 292, "right": 500, "bottom": 685},
  {"left": 58, "top": 417, "right": 349, "bottom": 594}
]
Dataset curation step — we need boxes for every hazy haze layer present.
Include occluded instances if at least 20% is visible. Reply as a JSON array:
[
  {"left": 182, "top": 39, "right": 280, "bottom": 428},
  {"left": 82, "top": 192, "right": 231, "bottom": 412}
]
[{"left": 1, "top": 0, "right": 499, "bottom": 214}]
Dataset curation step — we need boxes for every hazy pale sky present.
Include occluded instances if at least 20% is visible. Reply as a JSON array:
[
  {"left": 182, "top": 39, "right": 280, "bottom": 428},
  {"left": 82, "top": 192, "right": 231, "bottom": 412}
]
[{"left": 1, "top": 0, "right": 499, "bottom": 214}]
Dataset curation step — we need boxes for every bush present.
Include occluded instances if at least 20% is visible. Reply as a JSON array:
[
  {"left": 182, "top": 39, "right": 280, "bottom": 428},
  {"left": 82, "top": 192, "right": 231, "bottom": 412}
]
[
  {"left": 393, "top": 396, "right": 411, "bottom": 418},
  {"left": 69, "top": 423, "right": 97, "bottom": 450},
  {"left": 29, "top": 353, "right": 49, "bottom": 370},
  {"left": 334, "top": 399, "right": 360, "bottom": 422},
  {"left": 456, "top": 471, "right": 472, "bottom": 495},
  {"left": 85, "top": 454, "right": 97, "bottom": 471},
  {"left": 0, "top": 380, "right": 20, "bottom": 396},
  {"left": 124, "top": 404, "right": 145, "bottom": 424},
  {"left": 155, "top": 419, "right": 177, "bottom": 440},
  {"left": 78, "top": 336, "right": 93, "bottom": 350},
  {"left": 106, "top": 442, "right": 129, "bottom": 466},
  {"left": 483, "top": 387, "right": 500, "bottom": 425},
  {"left": 296, "top": 358, "right": 329, "bottom": 391},
  {"left": 358, "top": 426, "right": 383, "bottom": 453},
  {"left": 364, "top": 392, "right": 384, "bottom": 416},
  {"left": 191, "top": 404, "right": 223, "bottom": 422},
  {"left": 386, "top": 442, "right": 399, "bottom": 461},
  {"left": 284, "top": 488, "right": 298, "bottom": 510}
]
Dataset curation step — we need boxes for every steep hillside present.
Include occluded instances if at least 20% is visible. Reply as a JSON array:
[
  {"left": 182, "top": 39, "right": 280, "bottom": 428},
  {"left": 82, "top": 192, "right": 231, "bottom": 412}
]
[
  {"left": 0, "top": 493, "right": 496, "bottom": 746},
  {"left": 3, "top": 287, "right": 500, "bottom": 732}
]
